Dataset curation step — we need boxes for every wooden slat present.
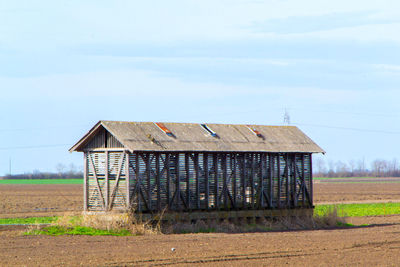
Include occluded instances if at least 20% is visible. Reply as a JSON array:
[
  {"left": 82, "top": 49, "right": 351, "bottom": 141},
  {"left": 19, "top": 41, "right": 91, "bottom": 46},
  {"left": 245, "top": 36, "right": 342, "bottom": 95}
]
[
  {"left": 232, "top": 154, "right": 237, "bottom": 209},
  {"left": 83, "top": 152, "right": 88, "bottom": 211},
  {"left": 293, "top": 154, "right": 297, "bottom": 207},
  {"left": 250, "top": 153, "right": 255, "bottom": 209},
  {"left": 241, "top": 154, "right": 246, "bottom": 208},
  {"left": 108, "top": 152, "right": 126, "bottom": 210},
  {"left": 213, "top": 153, "right": 219, "bottom": 209},
  {"left": 136, "top": 152, "right": 141, "bottom": 212},
  {"left": 125, "top": 152, "right": 130, "bottom": 209},
  {"left": 194, "top": 153, "right": 200, "bottom": 209},
  {"left": 185, "top": 153, "right": 190, "bottom": 210},
  {"left": 277, "top": 154, "right": 281, "bottom": 209},
  {"left": 156, "top": 153, "right": 161, "bottom": 211},
  {"left": 146, "top": 154, "right": 151, "bottom": 211},
  {"left": 105, "top": 151, "right": 109, "bottom": 210},
  {"left": 204, "top": 153, "right": 209, "bottom": 210},
  {"left": 166, "top": 153, "right": 170, "bottom": 208},
  {"left": 222, "top": 153, "right": 228, "bottom": 209},
  {"left": 269, "top": 154, "right": 273, "bottom": 208},
  {"left": 285, "top": 154, "right": 290, "bottom": 208},
  {"left": 88, "top": 153, "right": 106, "bottom": 210},
  {"left": 259, "top": 153, "right": 265, "bottom": 208}
]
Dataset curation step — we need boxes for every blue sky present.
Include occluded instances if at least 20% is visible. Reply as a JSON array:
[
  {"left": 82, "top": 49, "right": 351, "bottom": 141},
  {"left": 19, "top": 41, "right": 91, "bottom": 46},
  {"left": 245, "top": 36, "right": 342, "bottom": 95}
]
[{"left": 1, "top": 0, "right": 399, "bottom": 175}]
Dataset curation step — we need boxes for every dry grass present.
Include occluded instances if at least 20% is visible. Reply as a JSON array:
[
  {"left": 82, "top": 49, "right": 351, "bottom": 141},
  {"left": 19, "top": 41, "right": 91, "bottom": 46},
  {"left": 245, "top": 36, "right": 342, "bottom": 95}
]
[
  {"left": 50, "top": 207, "right": 346, "bottom": 235},
  {"left": 53, "top": 210, "right": 161, "bottom": 236}
]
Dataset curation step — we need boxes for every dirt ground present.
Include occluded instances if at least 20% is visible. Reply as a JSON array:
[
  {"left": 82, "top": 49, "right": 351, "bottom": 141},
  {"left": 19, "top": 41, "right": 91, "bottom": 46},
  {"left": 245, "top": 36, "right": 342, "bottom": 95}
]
[
  {"left": 1, "top": 181, "right": 400, "bottom": 218},
  {"left": 0, "top": 184, "right": 82, "bottom": 218},
  {"left": 314, "top": 180, "right": 400, "bottom": 204},
  {"left": 1, "top": 181, "right": 400, "bottom": 266},
  {"left": 1, "top": 216, "right": 400, "bottom": 266}
]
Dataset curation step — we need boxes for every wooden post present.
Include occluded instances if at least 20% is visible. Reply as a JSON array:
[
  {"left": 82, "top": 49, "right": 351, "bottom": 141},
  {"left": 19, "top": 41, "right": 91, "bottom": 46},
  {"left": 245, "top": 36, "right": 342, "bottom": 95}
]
[
  {"left": 204, "top": 153, "right": 209, "bottom": 210},
  {"left": 293, "top": 154, "right": 297, "bottom": 207},
  {"left": 222, "top": 153, "right": 228, "bottom": 209},
  {"left": 277, "top": 154, "right": 281, "bottom": 209},
  {"left": 136, "top": 152, "right": 141, "bottom": 212},
  {"left": 259, "top": 153, "right": 265, "bottom": 208},
  {"left": 194, "top": 153, "right": 200, "bottom": 209},
  {"left": 185, "top": 153, "right": 190, "bottom": 210},
  {"left": 175, "top": 153, "right": 180, "bottom": 210},
  {"left": 309, "top": 153, "right": 313, "bottom": 206},
  {"left": 105, "top": 151, "right": 109, "bottom": 211},
  {"left": 125, "top": 152, "right": 130, "bottom": 209},
  {"left": 156, "top": 153, "right": 161, "bottom": 211},
  {"left": 241, "top": 154, "right": 246, "bottom": 208},
  {"left": 285, "top": 154, "right": 290, "bottom": 208},
  {"left": 213, "top": 153, "right": 219, "bottom": 209},
  {"left": 302, "top": 154, "right": 306, "bottom": 207},
  {"left": 83, "top": 152, "right": 88, "bottom": 211},
  {"left": 166, "top": 153, "right": 170, "bottom": 209},
  {"left": 232, "top": 154, "right": 237, "bottom": 209},
  {"left": 269, "top": 154, "right": 273, "bottom": 208},
  {"left": 250, "top": 153, "right": 255, "bottom": 209},
  {"left": 146, "top": 154, "right": 151, "bottom": 211}
]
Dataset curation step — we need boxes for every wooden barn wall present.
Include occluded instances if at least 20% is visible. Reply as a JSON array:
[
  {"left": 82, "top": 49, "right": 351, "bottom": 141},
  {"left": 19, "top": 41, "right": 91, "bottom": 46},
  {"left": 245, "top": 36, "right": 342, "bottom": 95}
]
[
  {"left": 127, "top": 152, "right": 313, "bottom": 213},
  {"left": 84, "top": 151, "right": 128, "bottom": 211},
  {"left": 84, "top": 128, "right": 124, "bottom": 150}
]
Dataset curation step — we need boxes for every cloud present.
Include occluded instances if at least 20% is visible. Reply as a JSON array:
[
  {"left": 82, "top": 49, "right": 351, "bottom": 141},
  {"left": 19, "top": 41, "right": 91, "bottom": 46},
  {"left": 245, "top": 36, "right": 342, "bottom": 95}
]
[{"left": 250, "top": 11, "right": 399, "bottom": 34}]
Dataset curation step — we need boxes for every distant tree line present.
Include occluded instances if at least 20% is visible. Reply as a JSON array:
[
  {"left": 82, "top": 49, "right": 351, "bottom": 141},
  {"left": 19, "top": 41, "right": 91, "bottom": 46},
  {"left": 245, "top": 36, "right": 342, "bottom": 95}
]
[
  {"left": 314, "top": 158, "right": 400, "bottom": 178},
  {"left": 1, "top": 163, "right": 83, "bottom": 179}
]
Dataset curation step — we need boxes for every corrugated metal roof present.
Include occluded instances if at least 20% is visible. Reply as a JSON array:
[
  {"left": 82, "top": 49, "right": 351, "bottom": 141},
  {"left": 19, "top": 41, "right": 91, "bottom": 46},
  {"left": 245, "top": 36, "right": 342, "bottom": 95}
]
[{"left": 69, "top": 120, "right": 325, "bottom": 153}]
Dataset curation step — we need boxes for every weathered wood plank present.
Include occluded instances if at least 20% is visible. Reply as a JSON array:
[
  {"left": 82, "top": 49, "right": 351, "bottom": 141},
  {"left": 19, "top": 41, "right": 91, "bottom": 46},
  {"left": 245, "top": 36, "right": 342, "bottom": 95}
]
[
  {"left": 105, "top": 151, "right": 109, "bottom": 210},
  {"left": 83, "top": 152, "right": 88, "bottom": 211},
  {"left": 88, "top": 152, "right": 106, "bottom": 210},
  {"left": 204, "top": 153, "right": 209, "bottom": 210},
  {"left": 156, "top": 153, "right": 161, "bottom": 211},
  {"left": 194, "top": 153, "right": 200, "bottom": 209},
  {"left": 277, "top": 154, "right": 281, "bottom": 209}
]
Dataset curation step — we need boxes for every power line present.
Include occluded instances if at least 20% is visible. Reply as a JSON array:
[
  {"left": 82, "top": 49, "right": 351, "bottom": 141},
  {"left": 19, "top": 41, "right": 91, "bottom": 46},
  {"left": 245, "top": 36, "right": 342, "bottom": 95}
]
[
  {"left": 293, "top": 122, "right": 400, "bottom": 135},
  {"left": 0, "top": 144, "right": 70, "bottom": 151}
]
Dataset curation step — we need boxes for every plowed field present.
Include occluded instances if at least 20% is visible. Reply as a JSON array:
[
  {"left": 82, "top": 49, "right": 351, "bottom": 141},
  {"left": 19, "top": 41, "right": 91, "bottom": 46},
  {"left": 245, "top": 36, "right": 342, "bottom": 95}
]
[{"left": 1, "top": 179, "right": 400, "bottom": 266}]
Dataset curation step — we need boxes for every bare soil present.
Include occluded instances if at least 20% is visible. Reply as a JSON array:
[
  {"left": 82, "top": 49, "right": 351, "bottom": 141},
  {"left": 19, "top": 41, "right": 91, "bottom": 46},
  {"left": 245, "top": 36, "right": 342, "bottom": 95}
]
[
  {"left": 1, "top": 181, "right": 400, "bottom": 266},
  {"left": 314, "top": 180, "right": 400, "bottom": 204},
  {"left": 1, "top": 217, "right": 400, "bottom": 266},
  {"left": 0, "top": 184, "right": 82, "bottom": 218}
]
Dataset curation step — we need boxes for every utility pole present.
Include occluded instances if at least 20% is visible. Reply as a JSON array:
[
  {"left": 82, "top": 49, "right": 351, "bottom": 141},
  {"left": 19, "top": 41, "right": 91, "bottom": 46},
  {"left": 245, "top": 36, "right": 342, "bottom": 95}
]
[
  {"left": 283, "top": 108, "right": 291, "bottom": 125},
  {"left": 9, "top": 158, "right": 11, "bottom": 176}
]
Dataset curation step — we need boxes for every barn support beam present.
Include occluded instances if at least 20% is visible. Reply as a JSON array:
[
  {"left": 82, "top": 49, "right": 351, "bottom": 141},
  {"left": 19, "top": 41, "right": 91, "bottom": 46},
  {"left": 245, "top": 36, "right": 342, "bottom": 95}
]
[
  {"left": 285, "top": 154, "right": 290, "bottom": 208},
  {"left": 105, "top": 151, "right": 109, "bottom": 210},
  {"left": 156, "top": 153, "right": 161, "bottom": 211},
  {"left": 213, "top": 153, "right": 219, "bottom": 209},
  {"left": 204, "top": 153, "right": 209, "bottom": 210},
  {"left": 194, "top": 153, "right": 200, "bottom": 210},
  {"left": 125, "top": 152, "right": 130, "bottom": 209},
  {"left": 241, "top": 154, "right": 246, "bottom": 209},
  {"left": 83, "top": 152, "right": 88, "bottom": 211},
  {"left": 277, "top": 154, "right": 281, "bottom": 209},
  {"left": 309, "top": 153, "right": 313, "bottom": 206},
  {"left": 269, "top": 154, "right": 273, "bottom": 208}
]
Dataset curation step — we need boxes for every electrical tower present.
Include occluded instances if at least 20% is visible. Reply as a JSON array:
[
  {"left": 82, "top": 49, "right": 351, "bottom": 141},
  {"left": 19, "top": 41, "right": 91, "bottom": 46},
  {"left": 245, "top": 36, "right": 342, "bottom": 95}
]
[{"left": 283, "top": 109, "right": 291, "bottom": 125}]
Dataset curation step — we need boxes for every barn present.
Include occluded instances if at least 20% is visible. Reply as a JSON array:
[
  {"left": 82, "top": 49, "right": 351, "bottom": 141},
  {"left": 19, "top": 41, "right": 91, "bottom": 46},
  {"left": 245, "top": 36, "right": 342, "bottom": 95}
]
[{"left": 70, "top": 120, "right": 324, "bottom": 219}]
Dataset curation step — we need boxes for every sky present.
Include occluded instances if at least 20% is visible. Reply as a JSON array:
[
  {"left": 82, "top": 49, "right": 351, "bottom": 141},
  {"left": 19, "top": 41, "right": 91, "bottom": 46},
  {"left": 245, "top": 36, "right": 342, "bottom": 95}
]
[{"left": 1, "top": 0, "right": 399, "bottom": 175}]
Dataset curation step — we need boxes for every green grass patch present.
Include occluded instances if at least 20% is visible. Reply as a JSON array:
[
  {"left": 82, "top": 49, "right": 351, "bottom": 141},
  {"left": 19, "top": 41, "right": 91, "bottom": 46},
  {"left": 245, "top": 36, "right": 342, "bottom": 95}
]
[
  {"left": 0, "top": 216, "right": 58, "bottom": 225},
  {"left": 25, "top": 225, "right": 131, "bottom": 236},
  {"left": 0, "top": 179, "right": 82, "bottom": 185},
  {"left": 315, "top": 203, "right": 400, "bottom": 217}
]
